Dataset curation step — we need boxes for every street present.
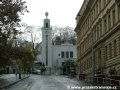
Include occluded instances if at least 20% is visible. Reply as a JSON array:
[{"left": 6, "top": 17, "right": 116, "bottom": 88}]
[
  {"left": 3, "top": 74, "right": 119, "bottom": 90},
  {"left": 1, "top": 0, "right": 120, "bottom": 90},
  {"left": 5, "top": 75, "right": 88, "bottom": 90}
]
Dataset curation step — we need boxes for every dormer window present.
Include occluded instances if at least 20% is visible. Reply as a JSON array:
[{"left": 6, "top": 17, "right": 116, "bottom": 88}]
[{"left": 46, "top": 23, "right": 48, "bottom": 28}]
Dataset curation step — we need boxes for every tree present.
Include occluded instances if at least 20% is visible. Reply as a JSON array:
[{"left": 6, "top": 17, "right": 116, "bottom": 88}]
[
  {"left": 13, "top": 42, "right": 35, "bottom": 74},
  {"left": 0, "top": 0, "right": 28, "bottom": 68},
  {"left": 0, "top": 0, "right": 28, "bottom": 40},
  {"left": 0, "top": 41, "right": 13, "bottom": 68},
  {"left": 19, "top": 45, "right": 35, "bottom": 74},
  {"left": 52, "top": 26, "right": 76, "bottom": 45},
  {"left": 20, "top": 25, "right": 41, "bottom": 59},
  {"left": 23, "top": 26, "right": 36, "bottom": 49},
  {"left": 62, "top": 59, "right": 76, "bottom": 76}
]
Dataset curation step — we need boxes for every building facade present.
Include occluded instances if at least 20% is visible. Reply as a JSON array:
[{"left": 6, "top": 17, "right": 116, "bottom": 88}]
[
  {"left": 42, "top": 12, "right": 52, "bottom": 68},
  {"left": 39, "top": 12, "right": 77, "bottom": 74},
  {"left": 75, "top": 0, "right": 120, "bottom": 77}
]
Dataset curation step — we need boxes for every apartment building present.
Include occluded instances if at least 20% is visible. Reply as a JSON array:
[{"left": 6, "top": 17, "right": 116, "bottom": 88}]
[{"left": 75, "top": 0, "right": 120, "bottom": 77}]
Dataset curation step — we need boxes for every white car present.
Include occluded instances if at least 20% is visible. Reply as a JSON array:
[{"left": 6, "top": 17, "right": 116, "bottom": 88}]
[{"left": 36, "top": 70, "right": 41, "bottom": 74}]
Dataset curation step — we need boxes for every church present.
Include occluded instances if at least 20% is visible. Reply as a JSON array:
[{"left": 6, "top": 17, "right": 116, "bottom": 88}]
[{"left": 36, "top": 12, "right": 77, "bottom": 74}]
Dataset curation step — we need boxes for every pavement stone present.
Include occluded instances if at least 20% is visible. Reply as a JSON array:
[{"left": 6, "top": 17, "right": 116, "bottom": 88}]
[
  {"left": 66, "top": 76, "right": 120, "bottom": 90},
  {"left": 0, "top": 74, "right": 30, "bottom": 90}
]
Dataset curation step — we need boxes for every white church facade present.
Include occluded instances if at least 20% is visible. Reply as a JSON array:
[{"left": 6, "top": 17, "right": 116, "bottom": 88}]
[{"left": 37, "top": 12, "right": 77, "bottom": 74}]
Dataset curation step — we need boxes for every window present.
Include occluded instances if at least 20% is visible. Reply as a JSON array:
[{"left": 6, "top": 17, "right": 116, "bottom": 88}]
[
  {"left": 100, "top": 23, "right": 102, "bottom": 36},
  {"left": 86, "top": 59, "right": 88, "bottom": 69},
  {"left": 46, "top": 35, "right": 48, "bottom": 40},
  {"left": 61, "top": 51, "right": 64, "bottom": 58},
  {"left": 108, "top": 14, "right": 111, "bottom": 29},
  {"left": 90, "top": 15, "right": 92, "bottom": 25},
  {"left": 79, "top": 46, "right": 81, "bottom": 56},
  {"left": 62, "top": 62, "right": 65, "bottom": 66},
  {"left": 81, "top": 62, "right": 83, "bottom": 71},
  {"left": 46, "top": 23, "right": 48, "bottom": 28},
  {"left": 97, "top": 26, "right": 99, "bottom": 39},
  {"left": 96, "top": 4, "right": 98, "bottom": 15},
  {"left": 66, "top": 51, "right": 69, "bottom": 58},
  {"left": 93, "top": 29, "right": 96, "bottom": 41},
  {"left": 103, "top": 0, "right": 106, "bottom": 7},
  {"left": 88, "top": 59, "right": 90, "bottom": 69},
  {"left": 112, "top": 9, "right": 115, "bottom": 25},
  {"left": 90, "top": 56, "right": 92, "bottom": 68},
  {"left": 94, "top": 9, "right": 95, "bottom": 19},
  {"left": 98, "top": 49, "right": 101, "bottom": 62},
  {"left": 118, "top": 4, "right": 120, "bottom": 20},
  {"left": 91, "top": 57, "right": 92, "bottom": 68},
  {"left": 95, "top": 28, "right": 97, "bottom": 40},
  {"left": 92, "top": 11, "right": 94, "bottom": 22},
  {"left": 58, "top": 54, "right": 60, "bottom": 57},
  {"left": 99, "top": 0, "right": 101, "bottom": 11},
  {"left": 109, "top": 43, "right": 112, "bottom": 59},
  {"left": 70, "top": 51, "right": 73, "bottom": 58},
  {"left": 119, "top": 37, "right": 120, "bottom": 54},
  {"left": 114, "top": 40, "right": 117, "bottom": 56},
  {"left": 105, "top": 46, "right": 108, "bottom": 60},
  {"left": 83, "top": 61, "right": 85, "bottom": 70},
  {"left": 108, "top": 0, "right": 111, "bottom": 3},
  {"left": 104, "top": 18, "right": 107, "bottom": 33},
  {"left": 88, "top": 18, "right": 90, "bottom": 28}
]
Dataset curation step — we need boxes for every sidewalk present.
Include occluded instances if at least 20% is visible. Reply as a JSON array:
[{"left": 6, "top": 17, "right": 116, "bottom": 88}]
[
  {"left": 67, "top": 76, "right": 120, "bottom": 90},
  {"left": 0, "top": 74, "right": 30, "bottom": 90}
]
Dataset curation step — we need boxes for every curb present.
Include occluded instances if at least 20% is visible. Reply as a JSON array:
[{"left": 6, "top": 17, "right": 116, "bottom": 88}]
[
  {"left": 0, "top": 74, "right": 4, "bottom": 77},
  {"left": 0, "top": 75, "right": 30, "bottom": 90}
]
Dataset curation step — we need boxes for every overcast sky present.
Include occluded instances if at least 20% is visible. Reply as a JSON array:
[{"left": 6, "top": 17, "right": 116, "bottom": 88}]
[{"left": 22, "top": 0, "right": 84, "bottom": 28}]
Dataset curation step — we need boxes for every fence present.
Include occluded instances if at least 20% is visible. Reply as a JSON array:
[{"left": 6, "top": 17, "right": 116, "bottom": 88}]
[{"left": 84, "top": 76, "right": 120, "bottom": 86}]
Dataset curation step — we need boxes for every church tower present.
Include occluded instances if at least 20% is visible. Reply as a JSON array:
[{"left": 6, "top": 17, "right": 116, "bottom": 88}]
[{"left": 42, "top": 12, "right": 52, "bottom": 70}]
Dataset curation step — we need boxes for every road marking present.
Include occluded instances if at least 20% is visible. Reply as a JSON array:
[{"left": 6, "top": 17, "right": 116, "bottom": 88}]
[{"left": 27, "top": 81, "right": 33, "bottom": 90}]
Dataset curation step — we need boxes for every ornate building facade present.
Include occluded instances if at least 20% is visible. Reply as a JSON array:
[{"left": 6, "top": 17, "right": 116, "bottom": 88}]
[{"left": 75, "top": 0, "right": 120, "bottom": 77}]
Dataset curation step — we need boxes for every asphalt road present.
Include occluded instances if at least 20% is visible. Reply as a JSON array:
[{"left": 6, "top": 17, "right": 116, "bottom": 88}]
[
  {"left": 6, "top": 75, "right": 78, "bottom": 90},
  {"left": 5, "top": 75, "right": 79, "bottom": 90},
  {"left": 5, "top": 74, "right": 119, "bottom": 90}
]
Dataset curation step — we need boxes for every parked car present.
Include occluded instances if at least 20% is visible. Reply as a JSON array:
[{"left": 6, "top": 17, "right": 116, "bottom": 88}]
[{"left": 32, "top": 69, "right": 41, "bottom": 74}]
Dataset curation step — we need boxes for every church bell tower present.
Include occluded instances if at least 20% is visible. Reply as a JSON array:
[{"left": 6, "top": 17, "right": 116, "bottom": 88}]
[{"left": 42, "top": 12, "right": 52, "bottom": 69}]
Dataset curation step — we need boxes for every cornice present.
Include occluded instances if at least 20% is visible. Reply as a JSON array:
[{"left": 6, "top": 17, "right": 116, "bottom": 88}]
[{"left": 74, "top": 0, "right": 95, "bottom": 32}]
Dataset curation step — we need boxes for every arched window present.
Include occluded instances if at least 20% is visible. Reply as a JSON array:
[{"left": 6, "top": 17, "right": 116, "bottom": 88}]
[{"left": 46, "top": 23, "right": 48, "bottom": 28}]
